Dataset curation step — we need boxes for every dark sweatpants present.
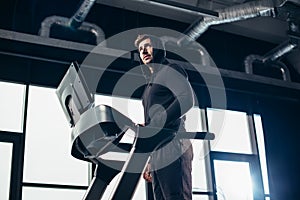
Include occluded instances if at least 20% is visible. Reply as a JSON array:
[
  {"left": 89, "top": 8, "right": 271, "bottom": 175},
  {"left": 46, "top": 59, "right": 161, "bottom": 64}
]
[{"left": 150, "top": 139, "right": 193, "bottom": 200}]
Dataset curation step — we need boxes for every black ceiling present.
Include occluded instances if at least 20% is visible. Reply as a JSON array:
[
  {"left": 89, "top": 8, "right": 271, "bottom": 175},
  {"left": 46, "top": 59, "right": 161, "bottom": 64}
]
[{"left": 1, "top": 0, "right": 300, "bottom": 82}]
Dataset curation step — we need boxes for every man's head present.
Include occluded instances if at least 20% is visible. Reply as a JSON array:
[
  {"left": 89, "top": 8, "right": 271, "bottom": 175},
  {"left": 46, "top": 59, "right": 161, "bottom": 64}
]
[{"left": 134, "top": 34, "right": 166, "bottom": 65}]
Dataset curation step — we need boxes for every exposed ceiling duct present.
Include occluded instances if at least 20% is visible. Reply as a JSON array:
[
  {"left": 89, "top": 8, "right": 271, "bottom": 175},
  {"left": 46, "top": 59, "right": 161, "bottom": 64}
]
[
  {"left": 39, "top": 0, "right": 106, "bottom": 45},
  {"left": 178, "top": 0, "right": 281, "bottom": 46},
  {"left": 245, "top": 55, "right": 292, "bottom": 81},
  {"left": 69, "top": 0, "right": 98, "bottom": 29},
  {"left": 171, "top": 0, "right": 300, "bottom": 80},
  {"left": 259, "top": 40, "right": 297, "bottom": 63},
  {"left": 242, "top": 0, "right": 300, "bottom": 80},
  {"left": 96, "top": 0, "right": 290, "bottom": 44},
  {"left": 243, "top": 39, "right": 298, "bottom": 81}
]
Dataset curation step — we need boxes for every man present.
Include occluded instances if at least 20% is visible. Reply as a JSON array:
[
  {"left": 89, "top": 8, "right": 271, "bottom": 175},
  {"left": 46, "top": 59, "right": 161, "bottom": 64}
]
[{"left": 134, "top": 34, "right": 194, "bottom": 200}]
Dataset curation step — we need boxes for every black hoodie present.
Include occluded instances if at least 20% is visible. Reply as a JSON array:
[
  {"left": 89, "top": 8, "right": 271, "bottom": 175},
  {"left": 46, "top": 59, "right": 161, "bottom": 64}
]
[{"left": 140, "top": 36, "right": 194, "bottom": 131}]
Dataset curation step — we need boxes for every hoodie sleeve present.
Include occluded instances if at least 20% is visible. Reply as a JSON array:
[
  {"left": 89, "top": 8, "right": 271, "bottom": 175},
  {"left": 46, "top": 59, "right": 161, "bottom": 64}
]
[{"left": 150, "top": 63, "right": 194, "bottom": 128}]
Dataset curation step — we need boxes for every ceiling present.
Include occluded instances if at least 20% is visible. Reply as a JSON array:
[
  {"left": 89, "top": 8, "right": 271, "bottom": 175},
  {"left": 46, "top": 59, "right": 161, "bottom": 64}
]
[
  {"left": 1, "top": 0, "right": 300, "bottom": 78},
  {"left": 94, "top": 0, "right": 300, "bottom": 76},
  {"left": 95, "top": 0, "right": 298, "bottom": 44},
  {"left": 1, "top": 0, "right": 299, "bottom": 52}
]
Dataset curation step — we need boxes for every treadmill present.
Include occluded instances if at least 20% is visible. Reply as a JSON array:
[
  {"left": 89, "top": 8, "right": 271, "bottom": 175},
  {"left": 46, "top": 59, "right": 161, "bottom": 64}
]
[{"left": 56, "top": 62, "right": 215, "bottom": 200}]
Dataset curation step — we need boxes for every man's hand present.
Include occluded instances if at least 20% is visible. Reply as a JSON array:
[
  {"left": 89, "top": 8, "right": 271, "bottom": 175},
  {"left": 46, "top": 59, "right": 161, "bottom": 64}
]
[{"left": 143, "top": 163, "right": 152, "bottom": 182}]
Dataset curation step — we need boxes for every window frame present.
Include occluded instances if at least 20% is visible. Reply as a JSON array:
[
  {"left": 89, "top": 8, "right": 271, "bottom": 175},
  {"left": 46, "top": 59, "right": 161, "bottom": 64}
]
[{"left": 210, "top": 151, "right": 265, "bottom": 200}]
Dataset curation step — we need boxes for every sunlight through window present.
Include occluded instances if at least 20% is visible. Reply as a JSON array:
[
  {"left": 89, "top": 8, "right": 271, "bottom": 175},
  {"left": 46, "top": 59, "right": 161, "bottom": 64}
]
[
  {"left": 207, "top": 108, "right": 252, "bottom": 154},
  {"left": 23, "top": 86, "right": 90, "bottom": 186},
  {"left": 22, "top": 187, "right": 85, "bottom": 200},
  {"left": 0, "top": 142, "right": 13, "bottom": 200},
  {"left": 254, "top": 114, "right": 270, "bottom": 195},
  {"left": 0, "top": 81, "right": 26, "bottom": 132},
  {"left": 214, "top": 160, "right": 254, "bottom": 200}
]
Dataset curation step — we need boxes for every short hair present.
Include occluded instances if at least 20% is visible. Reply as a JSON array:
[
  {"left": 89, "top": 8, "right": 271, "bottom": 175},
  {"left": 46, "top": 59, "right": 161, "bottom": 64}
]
[
  {"left": 134, "top": 34, "right": 165, "bottom": 52},
  {"left": 134, "top": 34, "right": 151, "bottom": 48}
]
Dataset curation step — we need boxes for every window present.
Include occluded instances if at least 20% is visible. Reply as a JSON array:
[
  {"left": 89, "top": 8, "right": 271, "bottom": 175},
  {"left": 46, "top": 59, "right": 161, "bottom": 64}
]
[
  {"left": 95, "top": 94, "right": 144, "bottom": 125},
  {"left": 0, "top": 81, "right": 26, "bottom": 132},
  {"left": 193, "top": 196, "right": 210, "bottom": 200},
  {"left": 185, "top": 108, "right": 210, "bottom": 193},
  {"left": 213, "top": 160, "right": 254, "bottom": 200},
  {"left": 207, "top": 108, "right": 252, "bottom": 154},
  {"left": 23, "top": 86, "right": 90, "bottom": 186},
  {"left": 207, "top": 108, "right": 268, "bottom": 200},
  {"left": 254, "top": 114, "right": 270, "bottom": 197},
  {"left": 0, "top": 142, "right": 13, "bottom": 200},
  {"left": 22, "top": 187, "right": 86, "bottom": 200}
]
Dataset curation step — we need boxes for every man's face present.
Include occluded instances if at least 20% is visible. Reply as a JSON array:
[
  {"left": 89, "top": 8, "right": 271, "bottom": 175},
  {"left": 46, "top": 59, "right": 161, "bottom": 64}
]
[{"left": 138, "top": 38, "right": 153, "bottom": 65}]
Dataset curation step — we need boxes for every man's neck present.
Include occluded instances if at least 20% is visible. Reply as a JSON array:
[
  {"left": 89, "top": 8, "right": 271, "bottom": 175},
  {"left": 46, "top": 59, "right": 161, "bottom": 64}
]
[{"left": 148, "top": 66, "right": 154, "bottom": 74}]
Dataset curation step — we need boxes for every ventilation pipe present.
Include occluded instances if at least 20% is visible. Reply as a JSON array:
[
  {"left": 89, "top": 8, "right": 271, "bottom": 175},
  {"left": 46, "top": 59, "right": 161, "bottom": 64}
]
[
  {"left": 69, "top": 0, "right": 97, "bottom": 29},
  {"left": 178, "top": 0, "right": 283, "bottom": 46},
  {"left": 161, "top": 36, "right": 217, "bottom": 68},
  {"left": 244, "top": 40, "right": 297, "bottom": 81},
  {"left": 260, "top": 40, "right": 297, "bottom": 63},
  {"left": 244, "top": 54, "right": 292, "bottom": 81},
  {"left": 39, "top": 0, "right": 106, "bottom": 45},
  {"left": 244, "top": 1, "right": 300, "bottom": 82}
]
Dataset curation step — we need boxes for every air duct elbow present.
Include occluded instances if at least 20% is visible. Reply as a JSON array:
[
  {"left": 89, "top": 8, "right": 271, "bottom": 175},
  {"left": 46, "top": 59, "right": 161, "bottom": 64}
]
[
  {"left": 244, "top": 54, "right": 263, "bottom": 74},
  {"left": 39, "top": 0, "right": 105, "bottom": 45}
]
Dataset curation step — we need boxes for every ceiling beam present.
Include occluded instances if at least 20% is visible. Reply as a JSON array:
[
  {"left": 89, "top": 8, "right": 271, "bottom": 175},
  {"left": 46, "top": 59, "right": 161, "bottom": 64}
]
[{"left": 0, "top": 29, "right": 299, "bottom": 101}]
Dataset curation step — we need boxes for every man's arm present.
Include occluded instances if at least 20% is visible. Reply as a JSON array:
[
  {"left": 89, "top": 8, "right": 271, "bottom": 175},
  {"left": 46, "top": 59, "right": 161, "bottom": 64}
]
[{"left": 150, "top": 64, "right": 194, "bottom": 127}]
